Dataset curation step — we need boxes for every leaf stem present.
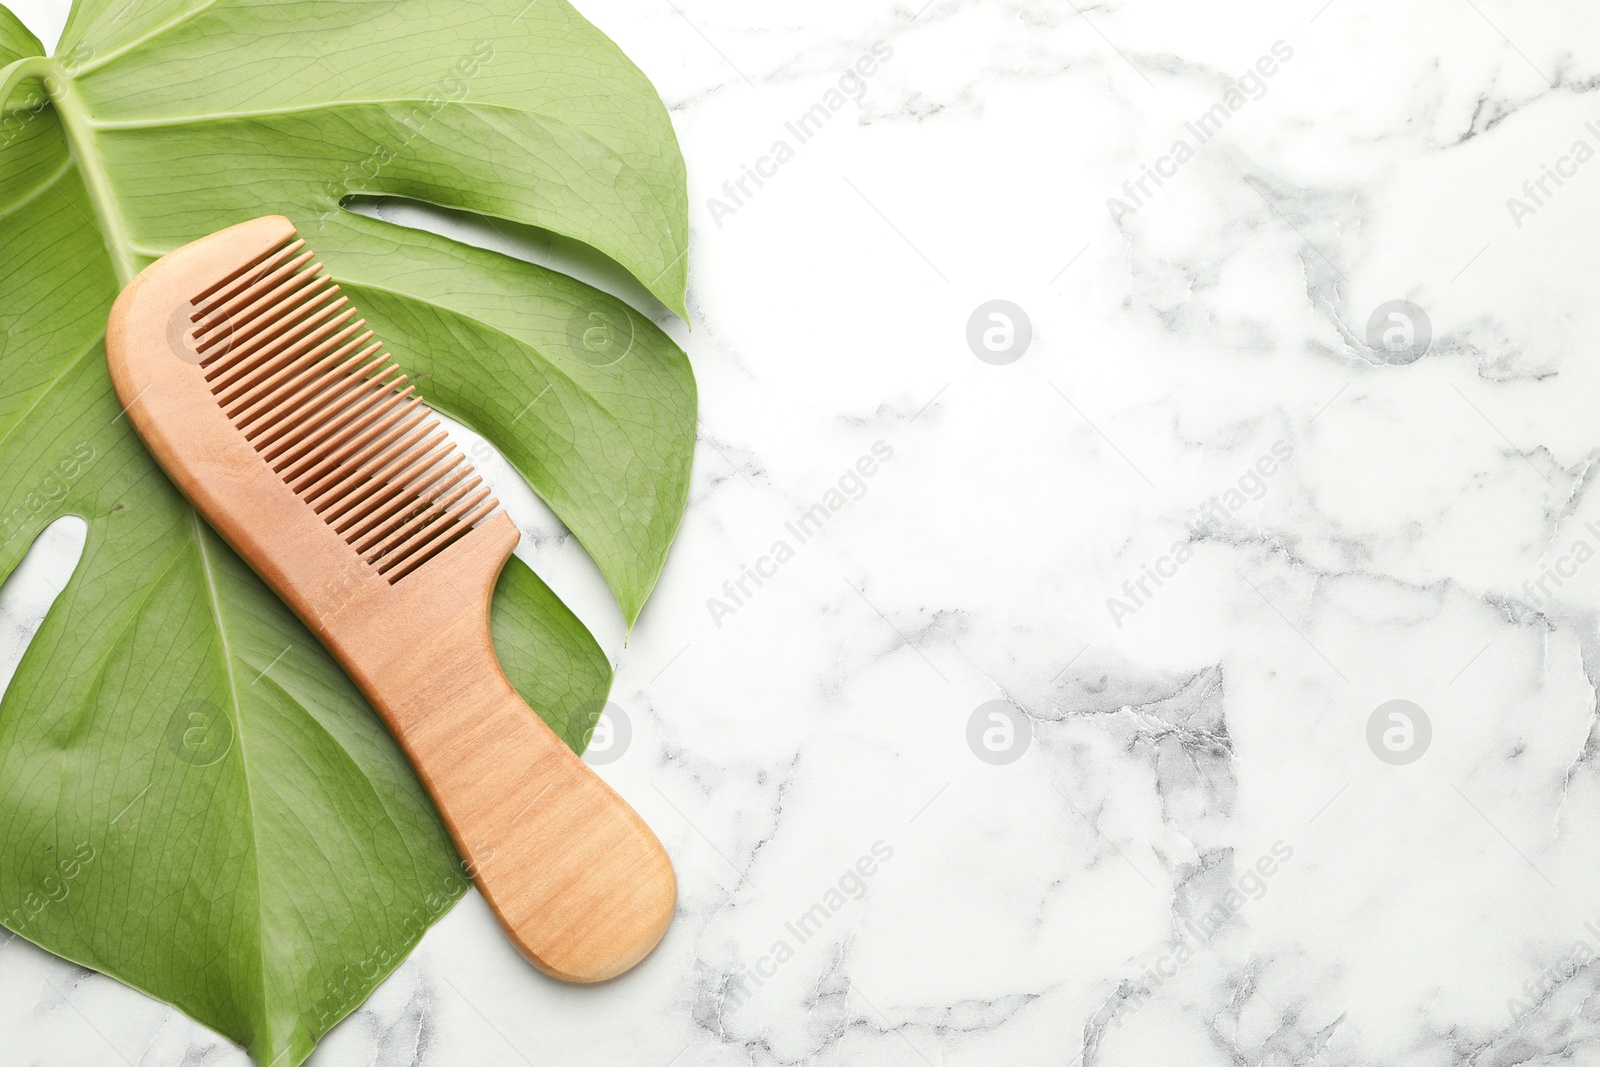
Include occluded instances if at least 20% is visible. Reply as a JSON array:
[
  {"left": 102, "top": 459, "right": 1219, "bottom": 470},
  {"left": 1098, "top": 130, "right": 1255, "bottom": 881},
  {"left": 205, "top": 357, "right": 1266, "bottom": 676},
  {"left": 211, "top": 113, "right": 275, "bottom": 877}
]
[
  {"left": 0, "top": 55, "right": 51, "bottom": 112},
  {"left": 4, "top": 58, "right": 138, "bottom": 285}
]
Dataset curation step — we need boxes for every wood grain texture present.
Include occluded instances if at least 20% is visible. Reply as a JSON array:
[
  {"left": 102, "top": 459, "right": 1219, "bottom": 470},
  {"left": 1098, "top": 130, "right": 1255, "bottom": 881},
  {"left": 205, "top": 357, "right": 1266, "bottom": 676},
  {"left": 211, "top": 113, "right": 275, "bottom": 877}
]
[{"left": 103, "top": 215, "right": 675, "bottom": 983}]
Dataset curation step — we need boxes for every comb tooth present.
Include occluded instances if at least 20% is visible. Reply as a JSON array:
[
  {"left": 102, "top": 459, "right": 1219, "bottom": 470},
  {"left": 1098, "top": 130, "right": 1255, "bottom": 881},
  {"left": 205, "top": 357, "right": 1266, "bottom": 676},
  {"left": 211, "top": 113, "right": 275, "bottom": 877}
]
[
  {"left": 277, "top": 391, "right": 416, "bottom": 495},
  {"left": 334, "top": 478, "right": 422, "bottom": 543},
  {"left": 219, "top": 319, "right": 366, "bottom": 415},
  {"left": 381, "top": 494, "right": 500, "bottom": 583},
  {"left": 216, "top": 314, "right": 363, "bottom": 407},
  {"left": 257, "top": 359, "right": 396, "bottom": 466},
  {"left": 208, "top": 304, "right": 355, "bottom": 413},
  {"left": 194, "top": 238, "right": 307, "bottom": 312},
  {"left": 247, "top": 345, "right": 387, "bottom": 449},
  {"left": 358, "top": 462, "right": 475, "bottom": 559},
  {"left": 410, "top": 454, "right": 474, "bottom": 505},
  {"left": 196, "top": 248, "right": 315, "bottom": 327},
  {"left": 193, "top": 241, "right": 298, "bottom": 312},
  {"left": 280, "top": 387, "right": 418, "bottom": 487},
  {"left": 422, "top": 479, "right": 495, "bottom": 535},
  {"left": 279, "top": 384, "right": 416, "bottom": 485},
  {"left": 387, "top": 446, "right": 466, "bottom": 505},
  {"left": 198, "top": 258, "right": 322, "bottom": 343},
  {"left": 331, "top": 470, "right": 447, "bottom": 544},
  {"left": 245, "top": 361, "right": 371, "bottom": 452},
  {"left": 336, "top": 440, "right": 458, "bottom": 543},
  {"left": 345, "top": 442, "right": 459, "bottom": 547},
  {"left": 197, "top": 264, "right": 328, "bottom": 358},
  {"left": 449, "top": 489, "right": 500, "bottom": 526},
  {"left": 340, "top": 466, "right": 477, "bottom": 545},
  {"left": 251, "top": 352, "right": 393, "bottom": 453},
  {"left": 310, "top": 422, "right": 443, "bottom": 514},
  {"left": 308, "top": 409, "right": 434, "bottom": 515},
  {"left": 373, "top": 483, "right": 493, "bottom": 575},
  {"left": 193, "top": 231, "right": 499, "bottom": 584},
  {"left": 304, "top": 414, "right": 437, "bottom": 514},
  {"left": 343, "top": 484, "right": 440, "bottom": 556},
  {"left": 265, "top": 371, "right": 398, "bottom": 473},
  {"left": 223, "top": 289, "right": 348, "bottom": 380},
  {"left": 202, "top": 284, "right": 347, "bottom": 379},
  {"left": 211, "top": 301, "right": 359, "bottom": 393},
  {"left": 194, "top": 250, "right": 317, "bottom": 339},
  {"left": 372, "top": 493, "right": 483, "bottom": 575},
  {"left": 411, "top": 464, "right": 479, "bottom": 516},
  {"left": 225, "top": 325, "right": 370, "bottom": 423},
  {"left": 201, "top": 283, "right": 343, "bottom": 387},
  {"left": 351, "top": 453, "right": 473, "bottom": 551}
]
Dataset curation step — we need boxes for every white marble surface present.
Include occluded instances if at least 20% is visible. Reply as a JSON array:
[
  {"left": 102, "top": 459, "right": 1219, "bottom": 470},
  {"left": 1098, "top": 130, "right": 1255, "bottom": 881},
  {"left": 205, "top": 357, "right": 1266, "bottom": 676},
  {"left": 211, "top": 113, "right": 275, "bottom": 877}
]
[{"left": 11, "top": 0, "right": 1600, "bottom": 1063}]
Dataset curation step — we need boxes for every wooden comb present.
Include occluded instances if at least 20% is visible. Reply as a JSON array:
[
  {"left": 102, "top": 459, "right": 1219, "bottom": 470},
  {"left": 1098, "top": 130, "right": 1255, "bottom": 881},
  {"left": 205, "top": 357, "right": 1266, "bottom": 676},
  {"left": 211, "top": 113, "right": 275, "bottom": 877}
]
[{"left": 104, "top": 215, "right": 675, "bottom": 983}]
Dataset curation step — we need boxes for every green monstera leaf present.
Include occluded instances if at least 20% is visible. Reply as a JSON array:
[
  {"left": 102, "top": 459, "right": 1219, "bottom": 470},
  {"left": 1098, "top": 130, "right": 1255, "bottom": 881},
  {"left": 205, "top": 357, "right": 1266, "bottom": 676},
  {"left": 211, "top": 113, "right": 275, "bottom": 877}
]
[{"left": 0, "top": 0, "right": 693, "bottom": 1063}]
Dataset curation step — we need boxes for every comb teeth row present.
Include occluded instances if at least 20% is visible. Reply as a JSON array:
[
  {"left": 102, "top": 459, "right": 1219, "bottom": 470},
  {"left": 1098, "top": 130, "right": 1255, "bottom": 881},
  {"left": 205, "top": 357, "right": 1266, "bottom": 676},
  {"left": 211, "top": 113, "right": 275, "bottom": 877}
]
[{"left": 190, "top": 237, "right": 500, "bottom": 584}]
